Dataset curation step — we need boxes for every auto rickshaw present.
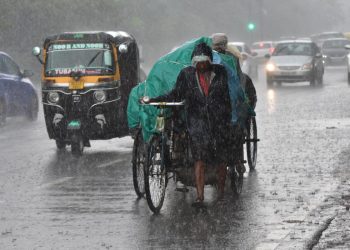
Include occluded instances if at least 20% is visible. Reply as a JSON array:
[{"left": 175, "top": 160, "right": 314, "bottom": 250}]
[{"left": 33, "top": 31, "right": 140, "bottom": 156}]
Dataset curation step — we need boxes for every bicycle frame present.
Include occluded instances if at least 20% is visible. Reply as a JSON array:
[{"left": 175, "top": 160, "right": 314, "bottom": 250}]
[{"left": 145, "top": 101, "right": 185, "bottom": 172}]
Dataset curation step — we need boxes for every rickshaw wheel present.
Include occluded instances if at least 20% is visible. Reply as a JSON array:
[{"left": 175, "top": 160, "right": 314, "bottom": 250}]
[
  {"left": 144, "top": 135, "right": 167, "bottom": 214},
  {"left": 132, "top": 129, "right": 145, "bottom": 198},
  {"left": 246, "top": 116, "right": 258, "bottom": 170},
  {"left": 55, "top": 139, "right": 66, "bottom": 150},
  {"left": 71, "top": 135, "right": 84, "bottom": 157},
  {"left": 230, "top": 166, "right": 243, "bottom": 196}
]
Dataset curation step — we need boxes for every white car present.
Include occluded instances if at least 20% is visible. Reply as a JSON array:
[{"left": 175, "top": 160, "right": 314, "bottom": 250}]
[
  {"left": 228, "top": 42, "right": 258, "bottom": 78},
  {"left": 265, "top": 40, "right": 324, "bottom": 87},
  {"left": 251, "top": 41, "right": 275, "bottom": 63}
]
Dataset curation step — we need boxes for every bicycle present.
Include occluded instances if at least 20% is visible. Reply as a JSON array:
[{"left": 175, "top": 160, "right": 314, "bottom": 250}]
[{"left": 245, "top": 116, "right": 259, "bottom": 170}]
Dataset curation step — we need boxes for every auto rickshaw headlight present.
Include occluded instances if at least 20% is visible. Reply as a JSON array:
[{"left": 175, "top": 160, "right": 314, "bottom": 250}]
[
  {"left": 48, "top": 91, "right": 60, "bottom": 103},
  {"left": 32, "top": 47, "right": 41, "bottom": 56},
  {"left": 93, "top": 90, "right": 106, "bottom": 103},
  {"left": 118, "top": 44, "right": 128, "bottom": 54}
]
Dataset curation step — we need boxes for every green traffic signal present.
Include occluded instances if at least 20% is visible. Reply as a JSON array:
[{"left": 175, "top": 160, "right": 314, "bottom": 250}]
[{"left": 247, "top": 22, "right": 256, "bottom": 31}]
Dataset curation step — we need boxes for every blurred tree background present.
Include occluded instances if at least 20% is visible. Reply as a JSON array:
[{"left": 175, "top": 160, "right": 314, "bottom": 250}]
[{"left": 0, "top": 0, "right": 346, "bottom": 83}]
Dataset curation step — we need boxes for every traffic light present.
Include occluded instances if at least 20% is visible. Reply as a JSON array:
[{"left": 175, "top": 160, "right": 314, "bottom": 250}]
[{"left": 247, "top": 22, "right": 256, "bottom": 31}]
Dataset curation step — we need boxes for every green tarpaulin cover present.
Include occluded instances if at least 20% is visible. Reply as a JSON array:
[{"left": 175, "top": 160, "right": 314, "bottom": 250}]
[{"left": 127, "top": 36, "right": 250, "bottom": 142}]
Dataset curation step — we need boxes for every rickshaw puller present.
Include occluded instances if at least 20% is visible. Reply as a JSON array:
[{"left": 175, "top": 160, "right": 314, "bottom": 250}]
[{"left": 143, "top": 43, "right": 232, "bottom": 206}]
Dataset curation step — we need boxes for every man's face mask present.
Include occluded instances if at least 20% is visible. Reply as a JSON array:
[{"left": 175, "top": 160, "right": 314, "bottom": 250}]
[{"left": 196, "top": 61, "right": 211, "bottom": 72}]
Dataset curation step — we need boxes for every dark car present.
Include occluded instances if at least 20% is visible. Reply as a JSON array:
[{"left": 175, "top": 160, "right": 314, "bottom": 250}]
[
  {"left": 265, "top": 40, "right": 324, "bottom": 87},
  {"left": 311, "top": 32, "right": 345, "bottom": 48},
  {"left": 0, "top": 52, "right": 38, "bottom": 125},
  {"left": 321, "top": 38, "right": 350, "bottom": 65}
]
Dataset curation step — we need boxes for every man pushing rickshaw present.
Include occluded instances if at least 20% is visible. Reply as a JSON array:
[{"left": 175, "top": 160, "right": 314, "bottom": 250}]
[{"left": 127, "top": 36, "right": 257, "bottom": 213}]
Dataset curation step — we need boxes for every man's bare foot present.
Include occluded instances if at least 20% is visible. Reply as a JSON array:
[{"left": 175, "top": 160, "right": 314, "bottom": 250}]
[{"left": 192, "top": 198, "right": 205, "bottom": 208}]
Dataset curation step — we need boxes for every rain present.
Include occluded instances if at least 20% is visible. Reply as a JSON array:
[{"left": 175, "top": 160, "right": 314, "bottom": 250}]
[{"left": 1, "top": 0, "right": 350, "bottom": 249}]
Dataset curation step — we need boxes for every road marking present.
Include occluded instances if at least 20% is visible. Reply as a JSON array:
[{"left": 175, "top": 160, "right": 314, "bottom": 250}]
[
  {"left": 39, "top": 177, "right": 74, "bottom": 189},
  {"left": 96, "top": 159, "right": 125, "bottom": 168}
]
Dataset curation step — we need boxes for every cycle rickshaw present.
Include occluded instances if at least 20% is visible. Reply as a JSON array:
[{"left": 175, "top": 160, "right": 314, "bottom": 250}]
[
  {"left": 127, "top": 37, "right": 259, "bottom": 213},
  {"left": 143, "top": 101, "right": 249, "bottom": 213}
]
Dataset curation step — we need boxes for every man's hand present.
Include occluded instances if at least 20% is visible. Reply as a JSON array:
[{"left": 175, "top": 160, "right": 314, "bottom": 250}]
[{"left": 139, "top": 96, "right": 150, "bottom": 104}]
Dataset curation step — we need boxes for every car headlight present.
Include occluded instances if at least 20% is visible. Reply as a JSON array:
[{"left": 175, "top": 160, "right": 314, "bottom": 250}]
[
  {"left": 48, "top": 91, "right": 60, "bottom": 103},
  {"left": 93, "top": 90, "right": 106, "bottom": 102},
  {"left": 266, "top": 63, "right": 275, "bottom": 72},
  {"left": 302, "top": 63, "right": 313, "bottom": 70}
]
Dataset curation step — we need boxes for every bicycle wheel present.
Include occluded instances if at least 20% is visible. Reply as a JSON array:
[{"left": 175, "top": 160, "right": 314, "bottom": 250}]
[
  {"left": 144, "top": 135, "right": 167, "bottom": 214},
  {"left": 246, "top": 116, "right": 258, "bottom": 170},
  {"left": 132, "top": 129, "right": 145, "bottom": 198}
]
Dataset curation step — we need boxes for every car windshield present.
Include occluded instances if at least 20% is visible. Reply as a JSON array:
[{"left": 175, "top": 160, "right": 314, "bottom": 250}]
[
  {"left": 252, "top": 43, "right": 271, "bottom": 49},
  {"left": 45, "top": 43, "right": 114, "bottom": 76},
  {"left": 322, "top": 39, "right": 350, "bottom": 49},
  {"left": 273, "top": 43, "right": 313, "bottom": 56}
]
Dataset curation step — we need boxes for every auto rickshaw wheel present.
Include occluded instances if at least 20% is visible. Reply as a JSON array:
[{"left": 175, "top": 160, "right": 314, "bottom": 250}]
[
  {"left": 0, "top": 99, "right": 6, "bottom": 126},
  {"left": 132, "top": 129, "right": 146, "bottom": 198},
  {"left": 55, "top": 139, "right": 66, "bottom": 150},
  {"left": 144, "top": 135, "right": 167, "bottom": 214},
  {"left": 71, "top": 135, "right": 84, "bottom": 157}
]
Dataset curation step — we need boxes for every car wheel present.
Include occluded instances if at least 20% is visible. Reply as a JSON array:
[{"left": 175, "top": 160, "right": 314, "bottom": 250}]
[
  {"left": 27, "top": 96, "right": 38, "bottom": 121},
  {"left": 0, "top": 98, "right": 6, "bottom": 126}
]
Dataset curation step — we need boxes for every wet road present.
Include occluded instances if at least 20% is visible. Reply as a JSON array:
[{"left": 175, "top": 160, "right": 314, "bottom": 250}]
[{"left": 1, "top": 66, "right": 350, "bottom": 249}]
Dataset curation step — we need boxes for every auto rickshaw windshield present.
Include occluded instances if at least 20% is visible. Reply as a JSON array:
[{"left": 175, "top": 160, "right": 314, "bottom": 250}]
[{"left": 45, "top": 42, "right": 115, "bottom": 77}]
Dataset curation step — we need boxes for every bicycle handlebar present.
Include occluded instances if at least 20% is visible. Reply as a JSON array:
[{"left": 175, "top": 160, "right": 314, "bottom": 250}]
[{"left": 143, "top": 101, "right": 185, "bottom": 107}]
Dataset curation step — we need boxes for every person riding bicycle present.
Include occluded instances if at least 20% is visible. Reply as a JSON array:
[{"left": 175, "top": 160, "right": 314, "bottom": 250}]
[{"left": 143, "top": 42, "right": 232, "bottom": 206}]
